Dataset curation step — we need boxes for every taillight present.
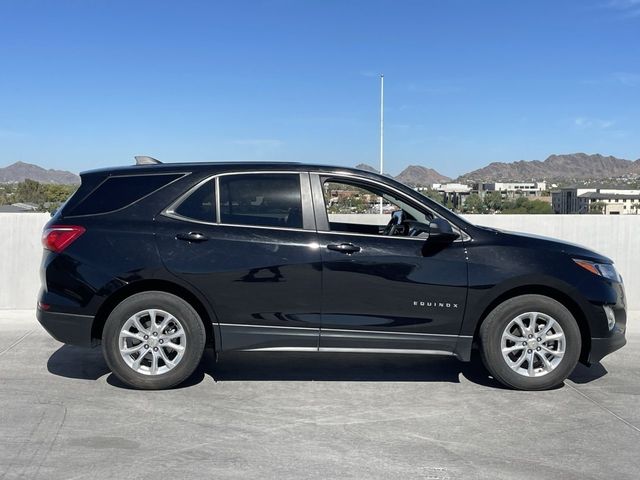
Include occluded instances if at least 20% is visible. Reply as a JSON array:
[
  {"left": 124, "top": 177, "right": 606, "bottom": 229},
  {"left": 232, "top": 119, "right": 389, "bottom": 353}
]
[{"left": 42, "top": 225, "right": 86, "bottom": 253}]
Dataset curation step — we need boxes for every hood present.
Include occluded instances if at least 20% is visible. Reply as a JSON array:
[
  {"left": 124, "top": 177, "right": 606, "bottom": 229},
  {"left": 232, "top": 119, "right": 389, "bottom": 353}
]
[{"left": 479, "top": 226, "right": 613, "bottom": 264}]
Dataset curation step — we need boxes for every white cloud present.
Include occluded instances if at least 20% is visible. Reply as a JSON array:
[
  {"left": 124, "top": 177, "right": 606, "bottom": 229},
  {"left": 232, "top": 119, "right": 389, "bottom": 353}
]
[
  {"left": 613, "top": 72, "right": 640, "bottom": 86},
  {"left": 573, "top": 117, "right": 616, "bottom": 129},
  {"left": 603, "top": 0, "right": 640, "bottom": 17}
]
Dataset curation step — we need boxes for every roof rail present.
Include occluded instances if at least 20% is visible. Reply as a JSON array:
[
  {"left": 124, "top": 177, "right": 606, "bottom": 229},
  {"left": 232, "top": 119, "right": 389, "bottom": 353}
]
[{"left": 134, "top": 155, "right": 162, "bottom": 165}]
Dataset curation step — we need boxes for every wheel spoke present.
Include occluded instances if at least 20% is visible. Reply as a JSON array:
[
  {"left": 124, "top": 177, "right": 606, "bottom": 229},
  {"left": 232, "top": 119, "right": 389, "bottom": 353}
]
[
  {"left": 158, "top": 314, "right": 176, "bottom": 333},
  {"left": 515, "top": 318, "right": 531, "bottom": 338},
  {"left": 132, "top": 315, "right": 149, "bottom": 335},
  {"left": 132, "top": 349, "right": 149, "bottom": 369},
  {"left": 540, "top": 345, "right": 564, "bottom": 358},
  {"left": 158, "top": 347, "right": 176, "bottom": 368},
  {"left": 164, "top": 328, "right": 185, "bottom": 341},
  {"left": 163, "top": 341, "right": 185, "bottom": 352},
  {"left": 541, "top": 317, "right": 556, "bottom": 336},
  {"left": 537, "top": 351, "right": 553, "bottom": 372},
  {"left": 121, "top": 331, "right": 145, "bottom": 341},
  {"left": 508, "top": 351, "right": 527, "bottom": 370},
  {"left": 121, "top": 343, "right": 145, "bottom": 355},
  {"left": 527, "top": 351, "right": 535, "bottom": 376},
  {"left": 544, "top": 333, "right": 563, "bottom": 341},
  {"left": 529, "top": 313, "right": 539, "bottom": 334},
  {"left": 150, "top": 350, "right": 159, "bottom": 375},
  {"left": 504, "top": 333, "right": 525, "bottom": 343},
  {"left": 502, "top": 344, "right": 525, "bottom": 354}
]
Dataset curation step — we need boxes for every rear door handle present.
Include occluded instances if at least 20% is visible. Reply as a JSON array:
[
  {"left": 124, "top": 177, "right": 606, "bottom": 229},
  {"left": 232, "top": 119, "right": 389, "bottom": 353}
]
[
  {"left": 176, "top": 232, "right": 208, "bottom": 243},
  {"left": 327, "top": 243, "right": 361, "bottom": 254}
]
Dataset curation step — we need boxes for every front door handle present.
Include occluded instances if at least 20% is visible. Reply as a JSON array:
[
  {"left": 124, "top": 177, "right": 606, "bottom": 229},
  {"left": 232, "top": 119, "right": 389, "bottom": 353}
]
[
  {"left": 327, "top": 243, "right": 361, "bottom": 254},
  {"left": 176, "top": 232, "right": 208, "bottom": 243}
]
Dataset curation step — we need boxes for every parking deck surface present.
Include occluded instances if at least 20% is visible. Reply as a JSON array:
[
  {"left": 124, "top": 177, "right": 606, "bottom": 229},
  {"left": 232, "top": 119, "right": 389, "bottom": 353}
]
[{"left": 1, "top": 311, "right": 638, "bottom": 480}]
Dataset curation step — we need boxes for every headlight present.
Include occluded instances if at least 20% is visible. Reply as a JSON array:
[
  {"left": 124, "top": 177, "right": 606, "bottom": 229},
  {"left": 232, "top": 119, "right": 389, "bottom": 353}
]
[{"left": 573, "top": 259, "right": 622, "bottom": 282}]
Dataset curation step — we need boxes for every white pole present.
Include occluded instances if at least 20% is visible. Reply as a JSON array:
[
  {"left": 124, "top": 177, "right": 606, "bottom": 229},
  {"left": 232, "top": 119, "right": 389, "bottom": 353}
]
[{"left": 379, "top": 73, "right": 384, "bottom": 214}]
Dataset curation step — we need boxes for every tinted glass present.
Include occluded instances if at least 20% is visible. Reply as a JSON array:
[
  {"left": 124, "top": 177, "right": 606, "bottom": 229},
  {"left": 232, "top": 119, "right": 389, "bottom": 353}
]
[
  {"left": 219, "top": 174, "right": 303, "bottom": 228},
  {"left": 174, "top": 180, "right": 216, "bottom": 222},
  {"left": 70, "top": 174, "right": 182, "bottom": 216}
]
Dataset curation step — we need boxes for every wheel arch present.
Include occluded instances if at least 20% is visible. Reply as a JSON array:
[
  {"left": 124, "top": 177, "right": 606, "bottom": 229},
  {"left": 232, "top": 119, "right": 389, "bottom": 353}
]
[
  {"left": 91, "top": 279, "right": 217, "bottom": 349},
  {"left": 471, "top": 284, "right": 591, "bottom": 364}
]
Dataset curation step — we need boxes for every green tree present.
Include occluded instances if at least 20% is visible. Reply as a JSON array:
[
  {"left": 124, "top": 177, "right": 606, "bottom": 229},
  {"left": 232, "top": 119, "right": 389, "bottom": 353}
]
[
  {"left": 462, "top": 193, "right": 487, "bottom": 213},
  {"left": 15, "top": 179, "right": 46, "bottom": 205},
  {"left": 483, "top": 191, "right": 503, "bottom": 212},
  {"left": 420, "top": 188, "right": 445, "bottom": 205},
  {"left": 589, "top": 201, "right": 607, "bottom": 214}
]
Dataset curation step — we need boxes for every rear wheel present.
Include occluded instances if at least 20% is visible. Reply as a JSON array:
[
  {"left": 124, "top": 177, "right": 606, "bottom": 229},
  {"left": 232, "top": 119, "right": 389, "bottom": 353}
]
[
  {"left": 479, "top": 295, "right": 581, "bottom": 390},
  {"left": 102, "top": 291, "right": 206, "bottom": 390}
]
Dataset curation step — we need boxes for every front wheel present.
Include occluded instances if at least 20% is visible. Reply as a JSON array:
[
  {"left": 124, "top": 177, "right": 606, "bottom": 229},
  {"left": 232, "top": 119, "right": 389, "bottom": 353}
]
[
  {"left": 479, "top": 295, "right": 581, "bottom": 390},
  {"left": 102, "top": 291, "right": 206, "bottom": 390}
]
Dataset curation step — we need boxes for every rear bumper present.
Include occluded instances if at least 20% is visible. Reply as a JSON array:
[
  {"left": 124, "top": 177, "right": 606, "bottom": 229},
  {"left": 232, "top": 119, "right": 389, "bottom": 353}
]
[{"left": 36, "top": 308, "right": 95, "bottom": 347}]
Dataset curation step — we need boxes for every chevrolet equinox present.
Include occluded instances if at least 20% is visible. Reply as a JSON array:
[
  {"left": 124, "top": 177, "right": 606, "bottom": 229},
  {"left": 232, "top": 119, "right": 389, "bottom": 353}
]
[{"left": 37, "top": 158, "right": 627, "bottom": 390}]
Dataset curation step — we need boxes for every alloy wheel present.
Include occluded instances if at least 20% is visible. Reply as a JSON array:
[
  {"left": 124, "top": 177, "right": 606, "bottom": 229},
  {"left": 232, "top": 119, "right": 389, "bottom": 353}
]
[{"left": 118, "top": 309, "right": 187, "bottom": 375}]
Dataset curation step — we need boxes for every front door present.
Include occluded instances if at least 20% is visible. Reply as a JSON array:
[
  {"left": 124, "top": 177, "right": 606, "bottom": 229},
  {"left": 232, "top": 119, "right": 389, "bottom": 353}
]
[
  {"left": 312, "top": 173, "right": 468, "bottom": 355},
  {"left": 155, "top": 171, "right": 322, "bottom": 351}
]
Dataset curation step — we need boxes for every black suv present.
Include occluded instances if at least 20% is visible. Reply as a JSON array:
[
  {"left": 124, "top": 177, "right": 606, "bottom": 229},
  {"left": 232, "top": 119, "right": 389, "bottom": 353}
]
[{"left": 37, "top": 159, "right": 627, "bottom": 390}]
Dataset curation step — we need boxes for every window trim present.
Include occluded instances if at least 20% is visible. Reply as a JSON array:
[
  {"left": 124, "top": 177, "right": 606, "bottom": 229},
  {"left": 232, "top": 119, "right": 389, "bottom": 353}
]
[
  {"left": 163, "top": 171, "right": 315, "bottom": 231},
  {"left": 310, "top": 172, "right": 469, "bottom": 242}
]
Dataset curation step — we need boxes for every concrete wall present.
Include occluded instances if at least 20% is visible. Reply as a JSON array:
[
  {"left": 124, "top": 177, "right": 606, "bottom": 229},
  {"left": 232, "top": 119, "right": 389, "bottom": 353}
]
[
  {"left": 0, "top": 213, "right": 50, "bottom": 309},
  {"left": 1, "top": 212, "right": 638, "bottom": 312}
]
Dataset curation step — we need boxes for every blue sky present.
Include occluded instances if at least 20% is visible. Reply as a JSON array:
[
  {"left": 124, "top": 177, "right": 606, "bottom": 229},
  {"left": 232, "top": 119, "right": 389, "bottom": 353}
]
[{"left": 1, "top": 0, "right": 639, "bottom": 177}]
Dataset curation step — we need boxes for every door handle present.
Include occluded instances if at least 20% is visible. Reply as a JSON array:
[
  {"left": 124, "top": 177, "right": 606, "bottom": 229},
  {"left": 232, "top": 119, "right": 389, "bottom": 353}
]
[
  {"left": 176, "top": 232, "right": 208, "bottom": 243},
  {"left": 327, "top": 243, "right": 360, "bottom": 254}
]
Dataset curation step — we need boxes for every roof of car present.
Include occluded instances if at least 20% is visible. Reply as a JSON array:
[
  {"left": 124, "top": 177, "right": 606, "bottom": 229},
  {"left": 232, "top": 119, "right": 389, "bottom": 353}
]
[{"left": 80, "top": 161, "right": 383, "bottom": 178}]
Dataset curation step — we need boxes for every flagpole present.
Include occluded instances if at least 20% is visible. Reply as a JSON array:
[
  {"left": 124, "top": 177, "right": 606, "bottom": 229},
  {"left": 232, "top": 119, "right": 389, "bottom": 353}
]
[{"left": 379, "top": 73, "right": 384, "bottom": 214}]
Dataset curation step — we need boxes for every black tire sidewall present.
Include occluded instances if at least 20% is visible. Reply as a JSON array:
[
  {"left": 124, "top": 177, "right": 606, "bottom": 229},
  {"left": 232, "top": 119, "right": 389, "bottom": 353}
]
[
  {"left": 480, "top": 294, "right": 581, "bottom": 390},
  {"left": 102, "top": 291, "right": 206, "bottom": 390}
]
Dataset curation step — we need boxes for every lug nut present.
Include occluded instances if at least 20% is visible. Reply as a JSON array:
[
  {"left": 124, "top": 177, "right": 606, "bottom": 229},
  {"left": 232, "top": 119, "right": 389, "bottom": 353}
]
[
  {"left": 153, "top": 332, "right": 158, "bottom": 337},
  {"left": 522, "top": 342, "right": 527, "bottom": 346},
  {"left": 159, "top": 339, "right": 164, "bottom": 344},
  {"left": 153, "top": 347, "right": 158, "bottom": 352},
  {"left": 527, "top": 349, "right": 532, "bottom": 353},
  {"left": 537, "top": 337, "right": 541, "bottom": 342},
  {"left": 143, "top": 335, "right": 149, "bottom": 340},
  {"left": 144, "top": 344, "right": 149, "bottom": 349},
  {"left": 528, "top": 334, "right": 533, "bottom": 338},
  {"left": 536, "top": 347, "right": 541, "bottom": 351}
]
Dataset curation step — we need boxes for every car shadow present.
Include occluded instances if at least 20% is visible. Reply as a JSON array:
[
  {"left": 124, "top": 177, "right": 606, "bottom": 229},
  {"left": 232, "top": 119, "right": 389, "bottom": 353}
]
[{"left": 46, "top": 345, "right": 607, "bottom": 390}]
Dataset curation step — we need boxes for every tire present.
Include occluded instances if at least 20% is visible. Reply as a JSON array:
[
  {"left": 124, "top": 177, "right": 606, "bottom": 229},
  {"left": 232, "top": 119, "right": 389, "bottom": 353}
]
[
  {"left": 479, "top": 294, "right": 581, "bottom": 391},
  {"left": 102, "top": 291, "right": 206, "bottom": 390}
]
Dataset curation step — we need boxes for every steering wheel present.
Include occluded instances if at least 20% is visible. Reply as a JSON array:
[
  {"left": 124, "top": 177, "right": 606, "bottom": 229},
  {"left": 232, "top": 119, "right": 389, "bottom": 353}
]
[{"left": 383, "top": 210, "right": 406, "bottom": 236}]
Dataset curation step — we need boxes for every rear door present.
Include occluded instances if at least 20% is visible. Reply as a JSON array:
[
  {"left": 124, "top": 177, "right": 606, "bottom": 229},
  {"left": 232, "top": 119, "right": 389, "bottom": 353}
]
[{"left": 155, "top": 171, "right": 322, "bottom": 351}]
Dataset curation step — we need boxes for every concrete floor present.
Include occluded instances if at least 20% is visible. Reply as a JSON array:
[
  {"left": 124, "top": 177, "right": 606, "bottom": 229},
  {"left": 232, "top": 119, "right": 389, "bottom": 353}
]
[{"left": 0, "top": 311, "right": 638, "bottom": 480}]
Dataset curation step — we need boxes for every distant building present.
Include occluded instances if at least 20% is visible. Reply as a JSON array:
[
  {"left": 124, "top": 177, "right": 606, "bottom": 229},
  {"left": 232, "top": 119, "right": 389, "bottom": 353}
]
[
  {"left": 477, "top": 181, "right": 547, "bottom": 197},
  {"left": 552, "top": 188, "right": 640, "bottom": 214}
]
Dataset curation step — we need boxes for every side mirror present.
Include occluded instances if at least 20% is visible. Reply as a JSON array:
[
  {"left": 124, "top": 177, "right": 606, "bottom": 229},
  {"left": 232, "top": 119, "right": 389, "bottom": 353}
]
[{"left": 427, "top": 218, "right": 459, "bottom": 243}]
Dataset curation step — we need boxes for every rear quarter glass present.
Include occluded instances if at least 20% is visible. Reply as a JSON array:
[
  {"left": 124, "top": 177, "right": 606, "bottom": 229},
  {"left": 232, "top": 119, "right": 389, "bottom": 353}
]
[{"left": 66, "top": 173, "right": 183, "bottom": 216}]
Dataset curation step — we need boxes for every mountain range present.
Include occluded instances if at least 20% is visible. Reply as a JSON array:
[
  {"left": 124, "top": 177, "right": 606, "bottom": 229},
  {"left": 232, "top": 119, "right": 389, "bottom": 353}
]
[
  {"left": 457, "top": 153, "right": 640, "bottom": 182},
  {"left": 1, "top": 152, "right": 640, "bottom": 186},
  {"left": 358, "top": 153, "right": 640, "bottom": 186},
  {"left": 0, "top": 161, "right": 80, "bottom": 184}
]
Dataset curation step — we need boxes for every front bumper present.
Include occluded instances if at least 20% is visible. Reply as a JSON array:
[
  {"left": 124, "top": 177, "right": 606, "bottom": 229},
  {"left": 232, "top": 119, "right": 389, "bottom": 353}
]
[
  {"left": 589, "top": 326, "right": 627, "bottom": 364},
  {"left": 36, "top": 308, "right": 95, "bottom": 347}
]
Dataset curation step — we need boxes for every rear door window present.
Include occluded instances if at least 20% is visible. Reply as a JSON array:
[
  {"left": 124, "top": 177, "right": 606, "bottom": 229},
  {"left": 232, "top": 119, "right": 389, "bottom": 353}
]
[
  {"left": 173, "top": 180, "right": 216, "bottom": 222},
  {"left": 219, "top": 174, "right": 303, "bottom": 229}
]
